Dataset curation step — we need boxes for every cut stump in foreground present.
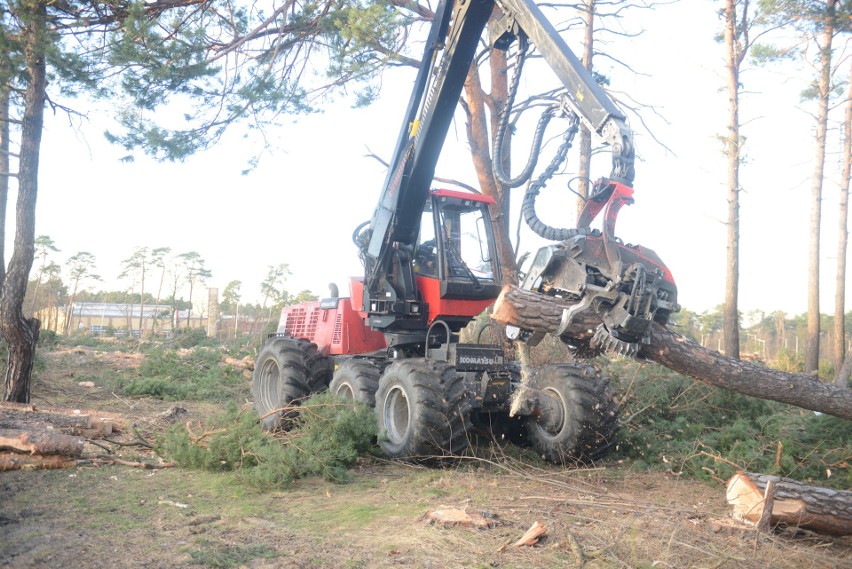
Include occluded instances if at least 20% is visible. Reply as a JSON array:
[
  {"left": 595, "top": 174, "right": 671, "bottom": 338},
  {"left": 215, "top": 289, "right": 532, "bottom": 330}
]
[
  {"left": 726, "top": 471, "right": 852, "bottom": 536},
  {"left": 491, "top": 285, "right": 852, "bottom": 420}
]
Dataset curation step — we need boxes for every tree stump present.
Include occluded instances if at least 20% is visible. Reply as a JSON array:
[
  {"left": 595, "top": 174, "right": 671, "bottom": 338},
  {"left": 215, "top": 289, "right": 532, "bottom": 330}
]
[{"left": 726, "top": 471, "right": 852, "bottom": 536}]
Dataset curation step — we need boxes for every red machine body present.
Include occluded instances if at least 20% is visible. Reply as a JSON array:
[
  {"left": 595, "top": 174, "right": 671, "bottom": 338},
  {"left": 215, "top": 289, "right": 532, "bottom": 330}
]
[
  {"left": 276, "top": 290, "right": 387, "bottom": 356},
  {"left": 276, "top": 264, "right": 497, "bottom": 355},
  {"left": 414, "top": 275, "right": 497, "bottom": 325}
]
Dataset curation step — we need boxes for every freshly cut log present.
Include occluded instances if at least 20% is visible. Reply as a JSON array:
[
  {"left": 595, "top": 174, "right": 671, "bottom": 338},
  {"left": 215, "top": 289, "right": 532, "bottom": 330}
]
[
  {"left": 0, "top": 427, "right": 85, "bottom": 456},
  {"left": 726, "top": 471, "right": 852, "bottom": 536},
  {"left": 0, "top": 401, "right": 123, "bottom": 435},
  {"left": 492, "top": 285, "right": 852, "bottom": 420},
  {"left": 0, "top": 408, "right": 92, "bottom": 430},
  {"left": 0, "top": 452, "right": 76, "bottom": 471}
]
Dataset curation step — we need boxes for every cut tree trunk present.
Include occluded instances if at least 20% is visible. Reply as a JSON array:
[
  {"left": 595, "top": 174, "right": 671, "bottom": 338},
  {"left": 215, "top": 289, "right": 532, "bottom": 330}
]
[
  {"left": 0, "top": 408, "right": 92, "bottom": 430},
  {"left": 491, "top": 285, "right": 852, "bottom": 420},
  {"left": 726, "top": 471, "right": 852, "bottom": 536},
  {"left": 0, "top": 452, "right": 76, "bottom": 471},
  {"left": 0, "top": 401, "right": 123, "bottom": 436},
  {"left": 0, "top": 403, "right": 129, "bottom": 470},
  {"left": 0, "top": 426, "right": 85, "bottom": 456}
]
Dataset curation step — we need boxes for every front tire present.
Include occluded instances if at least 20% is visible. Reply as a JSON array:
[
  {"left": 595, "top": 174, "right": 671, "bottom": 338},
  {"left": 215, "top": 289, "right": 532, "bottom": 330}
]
[
  {"left": 252, "top": 337, "right": 331, "bottom": 430},
  {"left": 524, "top": 363, "right": 619, "bottom": 463},
  {"left": 375, "top": 359, "right": 471, "bottom": 462},
  {"left": 329, "top": 359, "right": 380, "bottom": 405}
]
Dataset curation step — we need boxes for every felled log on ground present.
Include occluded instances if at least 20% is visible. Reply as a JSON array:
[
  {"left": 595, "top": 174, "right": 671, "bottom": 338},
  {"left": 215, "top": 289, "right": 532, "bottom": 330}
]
[
  {"left": 0, "top": 401, "right": 123, "bottom": 436},
  {"left": 222, "top": 355, "right": 254, "bottom": 371},
  {"left": 726, "top": 471, "right": 852, "bottom": 536},
  {"left": 0, "top": 427, "right": 85, "bottom": 456},
  {"left": 0, "top": 408, "right": 92, "bottom": 430},
  {"left": 492, "top": 285, "right": 852, "bottom": 421},
  {"left": 0, "top": 451, "right": 77, "bottom": 471}
]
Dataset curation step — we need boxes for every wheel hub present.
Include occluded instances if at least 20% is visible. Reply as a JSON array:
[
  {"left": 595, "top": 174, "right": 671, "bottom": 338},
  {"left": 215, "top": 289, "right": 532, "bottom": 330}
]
[
  {"left": 334, "top": 381, "right": 355, "bottom": 400},
  {"left": 383, "top": 385, "right": 411, "bottom": 444},
  {"left": 259, "top": 361, "right": 280, "bottom": 411},
  {"left": 535, "top": 387, "right": 566, "bottom": 438}
]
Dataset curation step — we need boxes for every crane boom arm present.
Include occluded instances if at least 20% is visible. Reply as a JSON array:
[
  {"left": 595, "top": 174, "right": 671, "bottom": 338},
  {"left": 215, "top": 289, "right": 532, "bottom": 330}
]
[
  {"left": 494, "top": 0, "right": 634, "bottom": 182},
  {"left": 360, "top": 0, "right": 635, "bottom": 328}
]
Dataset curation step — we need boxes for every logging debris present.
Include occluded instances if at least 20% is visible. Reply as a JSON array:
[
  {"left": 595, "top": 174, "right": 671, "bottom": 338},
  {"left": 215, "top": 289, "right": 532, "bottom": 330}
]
[
  {"left": 0, "top": 401, "right": 127, "bottom": 471},
  {"left": 512, "top": 520, "right": 547, "bottom": 547}
]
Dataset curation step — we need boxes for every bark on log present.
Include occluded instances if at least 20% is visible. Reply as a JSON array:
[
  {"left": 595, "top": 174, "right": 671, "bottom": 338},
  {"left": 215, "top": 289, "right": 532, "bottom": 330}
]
[
  {"left": 0, "top": 420, "right": 113, "bottom": 439},
  {"left": 0, "top": 451, "right": 76, "bottom": 471},
  {"left": 0, "top": 408, "right": 92, "bottom": 430},
  {"left": 492, "top": 285, "right": 852, "bottom": 420},
  {"left": 223, "top": 355, "right": 254, "bottom": 371},
  {"left": 0, "top": 427, "right": 85, "bottom": 456},
  {"left": 726, "top": 471, "right": 852, "bottom": 536},
  {"left": 0, "top": 401, "right": 124, "bottom": 435}
]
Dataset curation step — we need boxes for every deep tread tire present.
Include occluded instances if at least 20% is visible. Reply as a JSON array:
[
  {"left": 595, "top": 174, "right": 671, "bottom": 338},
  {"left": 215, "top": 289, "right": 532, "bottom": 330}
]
[
  {"left": 524, "top": 363, "right": 619, "bottom": 463},
  {"left": 329, "top": 359, "right": 380, "bottom": 405},
  {"left": 252, "top": 336, "right": 331, "bottom": 430},
  {"left": 375, "top": 359, "right": 472, "bottom": 462},
  {"left": 294, "top": 338, "right": 333, "bottom": 392}
]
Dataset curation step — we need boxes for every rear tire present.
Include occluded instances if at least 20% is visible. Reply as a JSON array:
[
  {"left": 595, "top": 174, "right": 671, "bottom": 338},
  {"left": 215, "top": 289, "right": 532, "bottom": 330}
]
[
  {"left": 252, "top": 336, "right": 331, "bottom": 430},
  {"left": 375, "top": 359, "right": 471, "bottom": 462},
  {"left": 329, "top": 359, "right": 380, "bottom": 405},
  {"left": 524, "top": 363, "right": 619, "bottom": 463}
]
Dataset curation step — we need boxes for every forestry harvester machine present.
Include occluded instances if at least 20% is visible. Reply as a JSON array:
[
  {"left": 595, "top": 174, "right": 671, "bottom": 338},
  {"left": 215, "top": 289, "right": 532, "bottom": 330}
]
[{"left": 252, "top": 0, "right": 679, "bottom": 462}]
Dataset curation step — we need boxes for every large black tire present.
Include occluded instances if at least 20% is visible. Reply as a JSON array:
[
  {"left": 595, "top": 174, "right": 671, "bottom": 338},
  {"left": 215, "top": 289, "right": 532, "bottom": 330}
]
[
  {"left": 252, "top": 336, "right": 331, "bottom": 430},
  {"left": 524, "top": 363, "right": 619, "bottom": 463},
  {"left": 328, "top": 359, "right": 380, "bottom": 405},
  {"left": 375, "top": 359, "right": 472, "bottom": 462}
]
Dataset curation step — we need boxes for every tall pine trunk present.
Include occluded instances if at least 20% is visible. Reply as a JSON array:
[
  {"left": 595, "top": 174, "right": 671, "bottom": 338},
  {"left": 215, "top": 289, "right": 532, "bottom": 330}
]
[
  {"left": 1, "top": 2, "right": 46, "bottom": 402},
  {"left": 834, "top": 55, "right": 852, "bottom": 373},
  {"left": 462, "top": 28, "right": 517, "bottom": 284},
  {"left": 576, "top": 0, "right": 595, "bottom": 220},
  {"left": 805, "top": 0, "right": 836, "bottom": 374},
  {"left": 0, "top": 84, "right": 9, "bottom": 278},
  {"left": 722, "top": 0, "right": 743, "bottom": 360}
]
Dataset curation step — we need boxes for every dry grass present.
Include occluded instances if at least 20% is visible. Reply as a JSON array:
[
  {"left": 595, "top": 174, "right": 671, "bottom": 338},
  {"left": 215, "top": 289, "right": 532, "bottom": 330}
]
[{"left": 1, "top": 347, "right": 849, "bottom": 568}]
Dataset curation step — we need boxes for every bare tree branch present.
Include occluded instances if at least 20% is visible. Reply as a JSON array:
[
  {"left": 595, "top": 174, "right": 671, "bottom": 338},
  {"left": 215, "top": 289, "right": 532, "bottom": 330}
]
[{"left": 363, "top": 147, "right": 479, "bottom": 193}]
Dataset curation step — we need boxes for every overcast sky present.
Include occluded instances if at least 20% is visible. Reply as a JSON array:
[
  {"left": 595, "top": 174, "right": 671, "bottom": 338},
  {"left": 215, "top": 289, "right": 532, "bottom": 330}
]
[{"left": 31, "top": 0, "right": 850, "bottom": 320}]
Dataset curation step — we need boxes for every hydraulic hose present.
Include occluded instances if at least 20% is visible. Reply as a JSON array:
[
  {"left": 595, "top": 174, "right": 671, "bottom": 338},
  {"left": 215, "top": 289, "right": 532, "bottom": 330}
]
[
  {"left": 493, "top": 35, "right": 554, "bottom": 189},
  {"left": 520, "top": 114, "right": 593, "bottom": 242}
]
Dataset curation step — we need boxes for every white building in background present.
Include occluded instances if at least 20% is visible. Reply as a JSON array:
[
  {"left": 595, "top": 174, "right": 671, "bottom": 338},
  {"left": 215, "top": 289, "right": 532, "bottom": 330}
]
[{"left": 38, "top": 302, "right": 206, "bottom": 336}]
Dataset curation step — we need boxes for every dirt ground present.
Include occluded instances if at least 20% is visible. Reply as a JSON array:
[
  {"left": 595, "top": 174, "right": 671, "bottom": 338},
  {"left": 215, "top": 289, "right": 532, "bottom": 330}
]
[{"left": 1, "top": 348, "right": 851, "bottom": 569}]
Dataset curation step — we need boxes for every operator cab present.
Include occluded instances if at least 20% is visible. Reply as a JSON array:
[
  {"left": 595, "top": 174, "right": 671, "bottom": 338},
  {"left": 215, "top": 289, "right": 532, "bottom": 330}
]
[
  {"left": 414, "top": 189, "right": 502, "bottom": 311},
  {"left": 363, "top": 188, "right": 502, "bottom": 338}
]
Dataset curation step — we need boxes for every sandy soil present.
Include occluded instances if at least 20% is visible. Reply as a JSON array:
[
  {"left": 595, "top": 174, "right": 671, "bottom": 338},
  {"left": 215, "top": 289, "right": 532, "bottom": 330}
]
[{"left": 1, "top": 347, "right": 850, "bottom": 568}]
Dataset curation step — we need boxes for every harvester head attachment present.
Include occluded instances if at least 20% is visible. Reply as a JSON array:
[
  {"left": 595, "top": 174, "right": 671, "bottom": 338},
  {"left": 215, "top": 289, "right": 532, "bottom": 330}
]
[{"left": 516, "top": 179, "right": 679, "bottom": 356}]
